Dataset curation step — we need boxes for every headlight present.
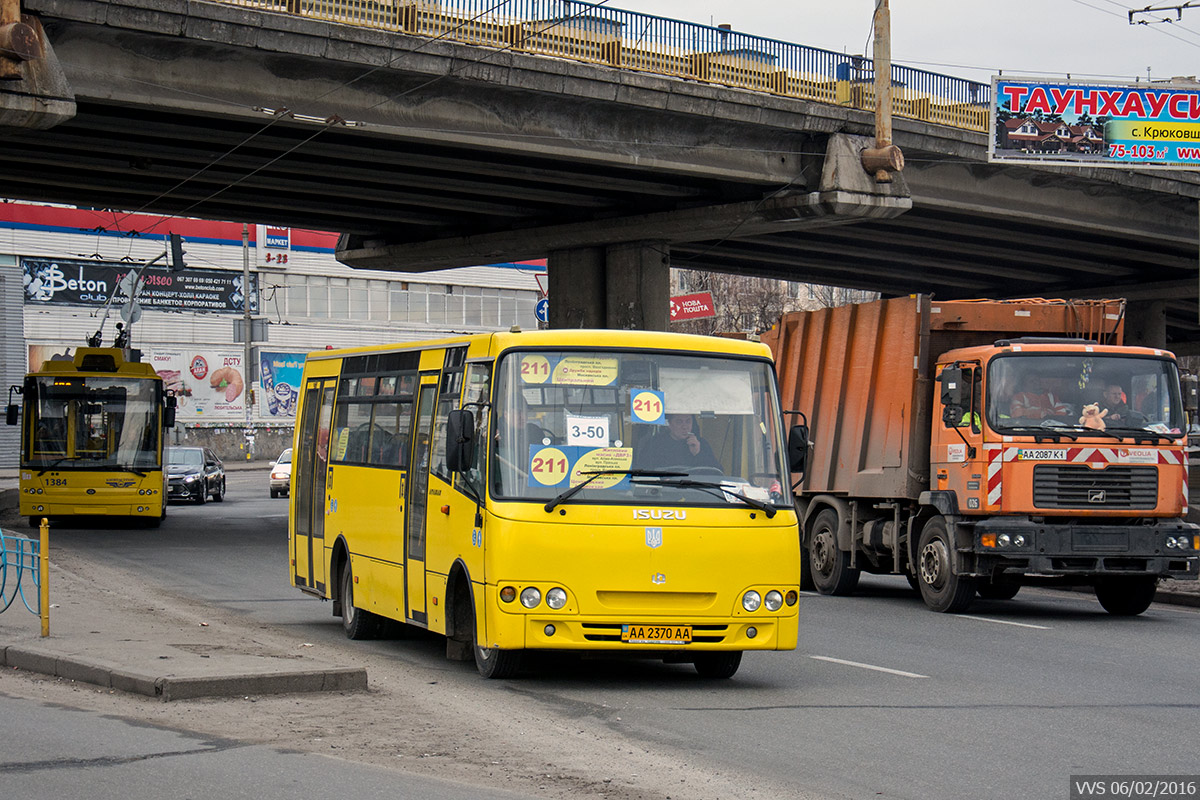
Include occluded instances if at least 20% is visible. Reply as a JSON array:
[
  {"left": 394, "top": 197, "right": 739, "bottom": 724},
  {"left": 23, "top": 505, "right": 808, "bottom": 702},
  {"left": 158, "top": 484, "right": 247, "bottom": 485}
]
[
  {"left": 546, "top": 587, "right": 567, "bottom": 609},
  {"left": 520, "top": 587, "right": 541, "bottom": 608},
  {"left": 272, "top": 472, "right": 287, "bottom": 480},
  {"left": 1012, "top": 534, "right": 1026, "bottom": 547},
  {"left": 998, "top": 533, "right": 1012, "bottom": 547},
  {"left": 764, "top": 590, "right": 783, "bottom": 611},
  {"left": 183, "top": 475, "right": 198, "bottom": 483},
  {"left": 742, "top": 590, "right": 761, "bottom": 612},
  {"left": 1167, "top": 536, "right": 1179, "bottom": 549}
]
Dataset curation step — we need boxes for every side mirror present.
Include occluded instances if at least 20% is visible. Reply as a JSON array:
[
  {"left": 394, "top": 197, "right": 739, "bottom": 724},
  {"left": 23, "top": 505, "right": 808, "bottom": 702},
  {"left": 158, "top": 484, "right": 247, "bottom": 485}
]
[
  {"left": 1183, "top": 374, "right": 1199, "bottom": 416},
  {"left": 163, "top": 394, "right": 177, "bottom": 429},
  {"left": 446, "top": 409, "right": 475, "bottom": 473},
  {"left": 939, "top": 366, "right": 964, "bottom": 408},
  {"left": 5, "top": 404, "right": 17, "bottom": 426},
  {"left": 787, "top": 423, "right": 809, "bottom": 474}
]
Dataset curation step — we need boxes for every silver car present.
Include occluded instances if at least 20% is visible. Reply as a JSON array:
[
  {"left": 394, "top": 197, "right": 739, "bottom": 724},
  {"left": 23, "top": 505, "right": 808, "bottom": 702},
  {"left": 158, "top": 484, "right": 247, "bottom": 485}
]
[{"left": 269, "top": 448, "right": 292, "bottom": 498}]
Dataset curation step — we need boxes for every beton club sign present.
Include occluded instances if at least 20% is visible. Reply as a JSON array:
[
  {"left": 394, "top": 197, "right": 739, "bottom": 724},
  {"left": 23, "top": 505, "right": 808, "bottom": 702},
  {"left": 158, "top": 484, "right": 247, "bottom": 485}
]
[{"left": 669, "top": 292, "right": 716, "bottom": 322}]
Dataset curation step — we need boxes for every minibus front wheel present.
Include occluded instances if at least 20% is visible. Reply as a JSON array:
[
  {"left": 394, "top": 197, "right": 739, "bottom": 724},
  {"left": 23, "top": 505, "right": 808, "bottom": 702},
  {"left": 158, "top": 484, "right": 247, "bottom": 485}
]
[
  {"left": 693, "top": 651, "right": 742, "bottom": 679},
  {"left": 471, "top": 615, "right": 522, "bottom": 678}
]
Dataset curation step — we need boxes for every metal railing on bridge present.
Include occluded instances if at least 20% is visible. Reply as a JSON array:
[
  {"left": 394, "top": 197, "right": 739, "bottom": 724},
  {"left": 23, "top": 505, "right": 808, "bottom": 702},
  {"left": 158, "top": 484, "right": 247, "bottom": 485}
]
[{"left": 212, "top": 0, "right": 991, "bottom": 133}]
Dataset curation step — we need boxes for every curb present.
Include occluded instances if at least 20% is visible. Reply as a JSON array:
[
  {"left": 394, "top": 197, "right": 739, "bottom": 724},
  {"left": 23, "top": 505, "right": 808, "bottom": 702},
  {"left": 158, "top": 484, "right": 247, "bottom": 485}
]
[{"left": 0, "top": 644, "right": 368, "bottom": 701}]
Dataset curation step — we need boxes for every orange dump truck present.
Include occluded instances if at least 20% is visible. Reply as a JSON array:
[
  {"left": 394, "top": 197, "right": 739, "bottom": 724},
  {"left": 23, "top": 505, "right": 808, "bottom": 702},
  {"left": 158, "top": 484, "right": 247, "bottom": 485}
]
[{"left": 763, "top": 295, "right": 1200, "bottom": 614}]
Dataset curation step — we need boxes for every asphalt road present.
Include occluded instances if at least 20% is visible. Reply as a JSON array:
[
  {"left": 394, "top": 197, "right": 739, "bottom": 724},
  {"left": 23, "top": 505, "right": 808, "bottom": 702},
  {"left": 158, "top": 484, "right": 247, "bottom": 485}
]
[{"left": 15, "top": 471, "right": 1200, "bottom": 800}]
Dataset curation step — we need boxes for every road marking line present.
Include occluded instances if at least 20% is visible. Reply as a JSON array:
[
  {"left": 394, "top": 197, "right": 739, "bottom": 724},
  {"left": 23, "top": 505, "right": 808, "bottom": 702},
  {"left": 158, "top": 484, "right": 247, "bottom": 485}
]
[
  {"left": 809, "top": 655, "right": 928, "bottom": 679},
  {"left": 958, "top": 615, "right": 1050, "bottom": 630}
]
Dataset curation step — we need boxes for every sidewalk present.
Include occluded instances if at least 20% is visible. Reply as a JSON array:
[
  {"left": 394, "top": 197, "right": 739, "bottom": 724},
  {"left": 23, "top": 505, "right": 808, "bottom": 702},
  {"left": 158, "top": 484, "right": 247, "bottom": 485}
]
[{"left": 0, "top": 497, "right": 366, "bottom": 702}]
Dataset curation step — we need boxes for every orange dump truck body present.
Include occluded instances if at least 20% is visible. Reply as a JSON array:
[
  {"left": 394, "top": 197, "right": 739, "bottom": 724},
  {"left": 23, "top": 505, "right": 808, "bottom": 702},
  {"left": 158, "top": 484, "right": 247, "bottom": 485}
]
[{"left": 763, "top": 295, "right": 1199, "bottom": 614}]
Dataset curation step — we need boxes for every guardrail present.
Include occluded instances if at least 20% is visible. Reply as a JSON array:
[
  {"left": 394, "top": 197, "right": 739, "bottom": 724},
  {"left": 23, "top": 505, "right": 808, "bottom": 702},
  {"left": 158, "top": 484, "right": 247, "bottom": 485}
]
[
  {"left": 0, "top": 521, "right": 49, "bottom": 636},
  {"left": 212, "top": 0, "right": 991, "bottom": 133}
]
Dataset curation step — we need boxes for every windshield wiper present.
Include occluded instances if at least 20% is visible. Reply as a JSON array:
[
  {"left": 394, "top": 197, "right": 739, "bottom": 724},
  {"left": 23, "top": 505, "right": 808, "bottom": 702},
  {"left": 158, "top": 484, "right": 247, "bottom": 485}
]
[
  {"left": 115, "top": 465, "right": 148, "bottom": 477},
  {"left": 1105, "top": 427, "right": 1178, "bottom": 443},
  {"left": 36, "top": 457, "right": 72, "bottom": 476},
  {"left": 544, "top": 469, "right": 685, "bottom": 513},
  {"left": 995, "top": 425, "right": 1079, "bottom": 441},
  {"left": 637, "top": 478, "right": 777, "bottom": 518}
]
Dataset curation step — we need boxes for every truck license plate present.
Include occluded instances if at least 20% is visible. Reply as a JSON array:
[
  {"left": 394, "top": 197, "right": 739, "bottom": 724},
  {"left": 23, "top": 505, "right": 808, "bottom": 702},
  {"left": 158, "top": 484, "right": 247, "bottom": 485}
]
[{"left": 621, "top": 624, "right": 691, "bottom": 644}]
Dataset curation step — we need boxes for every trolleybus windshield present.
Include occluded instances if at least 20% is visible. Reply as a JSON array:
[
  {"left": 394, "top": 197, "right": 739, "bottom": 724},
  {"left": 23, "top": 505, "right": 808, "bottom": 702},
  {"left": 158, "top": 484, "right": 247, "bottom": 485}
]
[{"left": 25, "top": 376, "right": 161, "bottom": 470}]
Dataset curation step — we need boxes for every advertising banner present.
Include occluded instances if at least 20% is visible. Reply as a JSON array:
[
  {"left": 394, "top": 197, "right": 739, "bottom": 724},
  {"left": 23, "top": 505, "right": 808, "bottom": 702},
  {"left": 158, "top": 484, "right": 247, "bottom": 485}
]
[
  {"left": 259, "top": 351, "right": 306, "bottom": 419},
  {"left": 669, "top": 292, "right": 716, "bottom": 322},
  {"left": 21, "top": 257, "right": 257, "bottom": 314},
  {"left": 255, "top": 225, "right": 291, "bottom": 268},
  {"left": 991, "top": 77, "right": 1200, "bottom": 169},
  {"left": 148, "top": 349, "right": 248, "bottom": 422}
]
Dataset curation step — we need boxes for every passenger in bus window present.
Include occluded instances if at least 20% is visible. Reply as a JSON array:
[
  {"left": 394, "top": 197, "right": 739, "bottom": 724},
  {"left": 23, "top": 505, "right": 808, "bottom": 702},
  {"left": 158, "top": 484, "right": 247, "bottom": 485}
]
[{"left": 636, "top": 413, "right": 721, "bottom": 471}]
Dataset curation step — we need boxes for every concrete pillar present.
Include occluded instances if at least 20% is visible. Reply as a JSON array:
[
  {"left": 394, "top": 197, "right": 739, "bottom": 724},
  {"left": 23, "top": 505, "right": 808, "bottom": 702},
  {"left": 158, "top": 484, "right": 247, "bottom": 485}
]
[
  {"left": 547, "top": 247, "right": 605, "bottom": 329},
  {"left": 605, "top": 241, "right": 670, "bottom": 331},
  {"left": 546, "top": 242, "right": 669, "bottom": 331},
  {"left": 1124, "top": 300, "right": 1167, "bottom": 349}
]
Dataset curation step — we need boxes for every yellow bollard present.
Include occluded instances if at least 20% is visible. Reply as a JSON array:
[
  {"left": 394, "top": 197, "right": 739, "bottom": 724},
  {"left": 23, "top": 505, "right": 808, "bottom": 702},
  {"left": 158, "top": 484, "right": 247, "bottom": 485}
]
[{"left": 39, "top": 517, "right": 48, "bottom": 637}]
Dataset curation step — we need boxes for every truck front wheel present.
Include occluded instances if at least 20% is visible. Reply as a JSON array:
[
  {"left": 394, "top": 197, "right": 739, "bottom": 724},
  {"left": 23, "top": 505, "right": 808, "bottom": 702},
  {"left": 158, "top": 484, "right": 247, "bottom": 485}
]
[
  {"left": 808, "top": 509, "right": 860, "bottom": 596},
  {"left": 1094, "top": 576, "right": 1158, "bottom": 616},
  {"left": 917, "top": 517, "right": 976, "bottom": 613}
]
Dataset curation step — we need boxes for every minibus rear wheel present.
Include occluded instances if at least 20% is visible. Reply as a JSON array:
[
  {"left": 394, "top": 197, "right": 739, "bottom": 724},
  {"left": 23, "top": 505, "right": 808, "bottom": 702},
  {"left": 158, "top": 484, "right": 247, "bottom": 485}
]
[{"left": 340, "top": 559, "right": 382, "bottom": 640}]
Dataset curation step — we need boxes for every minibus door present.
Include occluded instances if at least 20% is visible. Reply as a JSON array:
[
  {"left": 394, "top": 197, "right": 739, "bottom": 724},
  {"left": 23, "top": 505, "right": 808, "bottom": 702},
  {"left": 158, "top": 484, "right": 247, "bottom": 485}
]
[
  {"left": 405, "top": 377, "right": 438, "bottom": 624},
  {"left": 294, "top": 378, "right": 335, "bottom": 594}
]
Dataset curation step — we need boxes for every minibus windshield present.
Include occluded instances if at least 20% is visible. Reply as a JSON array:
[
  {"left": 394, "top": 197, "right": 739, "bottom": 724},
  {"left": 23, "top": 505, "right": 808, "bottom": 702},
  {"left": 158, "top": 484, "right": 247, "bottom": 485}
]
[{"left": 490, "top": 349, "right": 792, "bottom": 509}]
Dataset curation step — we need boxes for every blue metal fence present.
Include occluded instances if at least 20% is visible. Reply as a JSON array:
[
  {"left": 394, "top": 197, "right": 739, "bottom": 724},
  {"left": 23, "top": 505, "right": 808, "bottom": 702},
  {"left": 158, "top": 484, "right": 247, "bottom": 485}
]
[
  {"left": 0, "top": 529, "right": 41, "bottom": 616},
  {"left": 213, "top": 0, "right": 991, "bottom": 132}
]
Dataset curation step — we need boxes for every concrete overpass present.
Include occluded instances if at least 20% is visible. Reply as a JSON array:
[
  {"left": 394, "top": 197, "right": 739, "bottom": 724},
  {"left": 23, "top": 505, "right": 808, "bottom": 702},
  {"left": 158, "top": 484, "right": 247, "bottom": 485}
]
[{"left": 2, "top": 0, "right": 1199, "bottom": 344}]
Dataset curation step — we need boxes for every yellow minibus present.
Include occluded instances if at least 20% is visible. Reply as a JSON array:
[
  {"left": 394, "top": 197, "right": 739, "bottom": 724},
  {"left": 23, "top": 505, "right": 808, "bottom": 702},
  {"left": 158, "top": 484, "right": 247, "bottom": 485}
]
[{"left": 289, "top": 329, "right": 803, "bottom": 678}]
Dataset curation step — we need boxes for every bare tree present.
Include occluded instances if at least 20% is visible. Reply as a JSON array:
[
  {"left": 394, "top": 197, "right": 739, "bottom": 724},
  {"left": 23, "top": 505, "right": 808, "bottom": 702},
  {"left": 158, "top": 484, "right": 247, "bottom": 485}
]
[{"left": 670, "top": 269, "right": 877, "bottom": 336}]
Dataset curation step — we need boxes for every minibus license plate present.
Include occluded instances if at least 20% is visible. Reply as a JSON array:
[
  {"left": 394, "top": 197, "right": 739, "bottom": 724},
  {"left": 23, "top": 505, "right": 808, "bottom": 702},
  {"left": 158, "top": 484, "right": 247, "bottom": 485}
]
[{"left": 621, "top": 624, "right": 691, "bottom": 644}]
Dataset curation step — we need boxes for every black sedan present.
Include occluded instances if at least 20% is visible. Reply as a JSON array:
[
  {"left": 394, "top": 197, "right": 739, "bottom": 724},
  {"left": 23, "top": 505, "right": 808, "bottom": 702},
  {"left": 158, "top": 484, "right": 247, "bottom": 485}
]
[{"left": 166, "top": 446, "right": 226, "bottom": 504}]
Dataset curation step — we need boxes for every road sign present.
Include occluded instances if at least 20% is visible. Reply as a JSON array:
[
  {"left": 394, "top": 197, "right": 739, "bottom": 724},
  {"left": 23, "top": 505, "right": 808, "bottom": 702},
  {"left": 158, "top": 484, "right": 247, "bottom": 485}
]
[
  {"left": 535, "top": 297, "right": 549, "bottom": 323},
  {"left": 120, "top": 301, "right": 142, "bottom": 324}
]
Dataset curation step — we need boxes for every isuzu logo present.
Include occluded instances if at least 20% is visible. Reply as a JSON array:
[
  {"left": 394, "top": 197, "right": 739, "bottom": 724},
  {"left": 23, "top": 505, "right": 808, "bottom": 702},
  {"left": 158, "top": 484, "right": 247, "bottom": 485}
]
[
  {"left": 1088, "top": 489, "right": 1107, "bottom": 503},
  {"left": 645, "top": 527, "right": 663, "bottom": 549},
  {"left": 633, "top": 509, "right": 687, "bottom": 520}
]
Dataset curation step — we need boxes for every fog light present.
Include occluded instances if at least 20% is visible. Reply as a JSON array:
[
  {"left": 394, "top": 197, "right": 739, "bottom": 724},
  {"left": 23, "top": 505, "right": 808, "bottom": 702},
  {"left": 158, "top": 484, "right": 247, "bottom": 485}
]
[
  {"left": 998, "top": 533, "right": 1012, "bottom": 547},
  {"left": 520, "top": 587, "right": 541, "bottom": 608},
  {"left": 546, "top": 587, "right": 567, "bottom": 609},
  {"left": 742, "top": 590, "right": 761, "bottom": 611},
  {"left": 764, "top": 590, "right": 783, "bottom": 611},
  {"left": 544, "top": 624, "right": 556, "bottom": 637},
  {"left": 785, "top": 590, "right": 798, "bottom": 606},
  {"left": 746, "top": 626, "right": 758, "bottom": 639},
  {"left": 1012, "top": 534, "right": 1027, "bottom": 547},
  {"left": 499, "top": 586, "right": 516, "bottom": 603}
]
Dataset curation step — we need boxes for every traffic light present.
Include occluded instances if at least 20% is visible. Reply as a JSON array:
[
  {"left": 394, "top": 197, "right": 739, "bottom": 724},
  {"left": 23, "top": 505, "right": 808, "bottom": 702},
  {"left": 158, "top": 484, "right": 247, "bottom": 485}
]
[{"left": 169, "top": 233, "right": 186, "bottom": 271}]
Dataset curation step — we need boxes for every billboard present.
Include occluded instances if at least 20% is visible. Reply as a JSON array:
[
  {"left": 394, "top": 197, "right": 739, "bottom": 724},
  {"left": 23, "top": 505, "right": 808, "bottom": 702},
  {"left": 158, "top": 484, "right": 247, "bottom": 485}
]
[
  {"left": 258, "top": 351, "right": 306, "bottom": 419},
  {"left": 148, "top": 349, "right": 248, "bottom": 422},
  {"left": 21, "top": 257, "right": 257, "bottom": 314},
  {"left": 990, "top": 77, "right": 1200, "bottom": 169}
]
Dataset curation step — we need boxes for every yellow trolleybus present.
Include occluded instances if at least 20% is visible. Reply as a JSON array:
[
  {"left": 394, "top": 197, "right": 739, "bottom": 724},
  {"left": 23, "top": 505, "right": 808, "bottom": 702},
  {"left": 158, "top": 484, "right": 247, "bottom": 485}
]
[
  {"left": 6, "top": 347, "right": 175, "bottom": 527},
  {"left": 289, "top": 329, "right": 803, "bottom": 678}
]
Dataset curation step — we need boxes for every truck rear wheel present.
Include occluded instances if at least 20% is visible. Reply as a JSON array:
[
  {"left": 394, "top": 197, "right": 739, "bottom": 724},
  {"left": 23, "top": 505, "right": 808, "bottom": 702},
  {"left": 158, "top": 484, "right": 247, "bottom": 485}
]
[
  {"left": 917, "top": 517, "right": 975, "bottom": 613},
  {"left": 808, "top": 509, "right": 860, "bottom": 596},
  {"left": 1094, "top": 576, "right": 1158, "bottom": 616}
]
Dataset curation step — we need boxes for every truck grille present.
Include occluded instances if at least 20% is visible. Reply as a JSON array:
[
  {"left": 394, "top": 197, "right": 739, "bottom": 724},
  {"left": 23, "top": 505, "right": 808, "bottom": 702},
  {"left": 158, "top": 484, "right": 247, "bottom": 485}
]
[{"left": 1032, "top": 465, "right": 1158, "bottom": 509}]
